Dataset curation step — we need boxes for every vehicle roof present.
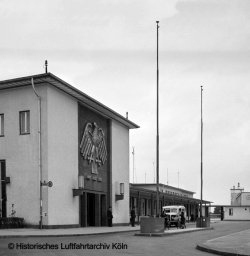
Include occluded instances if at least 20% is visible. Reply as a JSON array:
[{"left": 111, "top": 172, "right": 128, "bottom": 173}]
[{"left": 163, "top": 205, "right": 185, "bottom": 209}]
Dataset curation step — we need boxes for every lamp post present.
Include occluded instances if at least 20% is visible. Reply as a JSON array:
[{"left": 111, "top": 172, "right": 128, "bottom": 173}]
[{"left": 156, "top": 21, "right": 160, "bottom": 216}]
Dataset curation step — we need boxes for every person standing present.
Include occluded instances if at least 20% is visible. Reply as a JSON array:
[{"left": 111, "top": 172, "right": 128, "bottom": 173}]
[
  {"left": 107, "top": 206, "right": 113, "bottom": 227},
  {"left": 130, "top": 207, "right": 136, "bottom": 227},
  {"left": 180, "top": 211, "right": 186, "bottom": 229},
  {"left": 191, "top": 213, "right": 194, "bottom": 222}
]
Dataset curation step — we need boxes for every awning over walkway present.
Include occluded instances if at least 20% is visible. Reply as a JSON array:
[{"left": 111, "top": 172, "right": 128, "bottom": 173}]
[{"left": 130, "top": 184, "right": 213, "bottom": 205}]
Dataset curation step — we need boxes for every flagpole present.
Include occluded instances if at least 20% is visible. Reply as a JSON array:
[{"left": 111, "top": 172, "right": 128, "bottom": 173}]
[
  {"left": 200, "top": 86, "right": 203, "bottom": 226},
  {"left": 156, "top": 21, "right": 160, "bottom": 216}
]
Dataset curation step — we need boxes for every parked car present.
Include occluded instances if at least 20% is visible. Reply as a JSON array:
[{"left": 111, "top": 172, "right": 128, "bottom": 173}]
[{"left": 162, "top": 205, "right": 186, "bottom": 227}]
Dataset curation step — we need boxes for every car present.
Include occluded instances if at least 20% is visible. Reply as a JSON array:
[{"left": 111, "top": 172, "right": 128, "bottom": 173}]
[{"left": 162, "top": 205, "right": 186, "bottom": 227}]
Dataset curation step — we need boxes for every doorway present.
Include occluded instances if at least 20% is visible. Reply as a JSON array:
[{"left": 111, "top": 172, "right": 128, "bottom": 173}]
[
  {"left": 87, "top": 193, "right": 95, "bottom": 226},
  {"left": 80, "top": 192, "right": 107, "bottom": 227},
  {"left": 0, "top": 160, "right": 6, "bottom": 218}
]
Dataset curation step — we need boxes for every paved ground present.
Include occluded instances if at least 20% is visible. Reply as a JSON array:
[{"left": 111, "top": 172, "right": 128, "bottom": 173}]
[
  {"left": 0, "top": 220, "right": 249, "bottom": 255},
  {"left": 0, "top": 225, "right": 141, "bottom": 238},
  {"left": 0, "top": 221, "right": 202, "bottom": 238},
  {"left": 197, "top": 228, "right": 250, "bottom": 256}
]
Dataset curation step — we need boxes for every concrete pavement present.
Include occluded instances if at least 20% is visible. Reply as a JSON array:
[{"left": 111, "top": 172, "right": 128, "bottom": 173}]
[
  {"left": 2, "top": 220, "right": 250, "bottom": 256},
  {"left": 0, "top": 225, "right": 140, "bottom": 238},
  {"left": 135, "top": 227, "right": 213, "bottom": 237},
  {"left": 0, "top": 222, "right": 202, "bottom": 238},
  {"left": 197, "top": 228, "right": 250, "bottom": 256}
]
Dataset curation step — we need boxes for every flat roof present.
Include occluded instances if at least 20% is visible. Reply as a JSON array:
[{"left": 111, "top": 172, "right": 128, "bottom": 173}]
[
  {"left": 0, "top": 73, "right": 139, "bottom": 129},
  {"left": 130, "top": 185, "right": 212, "bottom": 204},
  {"left": 130, "top": 183, "right": 196, "bottom": 195}
]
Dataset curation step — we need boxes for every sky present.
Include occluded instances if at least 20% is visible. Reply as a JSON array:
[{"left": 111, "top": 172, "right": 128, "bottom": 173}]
[{"left": 0, "top": 0, "right": 250, "bottom": 205}]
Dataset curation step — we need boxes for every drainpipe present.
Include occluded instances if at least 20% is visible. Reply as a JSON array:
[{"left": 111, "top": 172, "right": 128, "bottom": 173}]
[{"left": 31, "top": 78, "right": 43, "bottom": 229}]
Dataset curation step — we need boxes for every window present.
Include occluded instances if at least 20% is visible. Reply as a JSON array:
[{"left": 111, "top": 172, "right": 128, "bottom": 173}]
[
  {"left": 0, "top": 114, "right": 4, "bottom": 136},
  {"left": 20, "top": 111, "right": 30, "bottom": 134},
  {"left": 229, "top": 208, "right": 233, "bottom": 216}
]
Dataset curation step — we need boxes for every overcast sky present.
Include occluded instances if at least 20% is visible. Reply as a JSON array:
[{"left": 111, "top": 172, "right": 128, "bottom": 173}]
[{"left": 1, "top": 0, "right": 250, "bottom": 205}]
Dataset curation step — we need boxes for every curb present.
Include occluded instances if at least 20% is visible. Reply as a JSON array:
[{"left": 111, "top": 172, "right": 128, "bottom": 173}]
[
  {"left": 196, "top": 244, "right": 245, "bottom": 256},
  {"left": 135, "top": 227, "right": 214, "bottom": 237},
  {"left": 0, "top": 229, "right": 141, "bottom": 239}
]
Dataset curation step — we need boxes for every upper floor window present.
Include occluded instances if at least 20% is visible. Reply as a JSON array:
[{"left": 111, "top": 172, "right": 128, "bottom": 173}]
[
  {"left": 20, "top": 111, "right": 30, "bottom": 135},
  {"left": 0, "top": 114, "right": 4, "bottom": 136}
]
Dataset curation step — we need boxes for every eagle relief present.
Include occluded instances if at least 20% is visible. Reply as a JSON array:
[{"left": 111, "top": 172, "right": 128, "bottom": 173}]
[{"left": 80, "top": 122, "right": 107, "bottom": 174}]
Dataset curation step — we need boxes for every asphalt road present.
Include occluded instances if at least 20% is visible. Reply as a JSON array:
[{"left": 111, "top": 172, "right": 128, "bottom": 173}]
[{"left": 1, "top": 221, "right": 250, "bottom": 256}]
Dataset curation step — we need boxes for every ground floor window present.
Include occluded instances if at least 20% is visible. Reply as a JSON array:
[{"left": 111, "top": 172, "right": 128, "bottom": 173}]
[{"left": 229, "top": 208, "right": 233, "bottom": 216}]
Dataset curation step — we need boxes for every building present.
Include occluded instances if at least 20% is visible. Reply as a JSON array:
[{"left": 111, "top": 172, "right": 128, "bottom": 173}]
[
  {"left": 223, "top": 183, "right": 250, "bottom": 221},
  {"left": 213, "top": 183, "right": 250, "bottom": 221},
  {"left": 224, "top": 206, "right": 250, "bottom": 221},
  {"left": 230, "top": 183, "right": 250, "bottom": 206},
  {"left": 231, "top": 183, "right": 245, "bottom": 205},
  {"left": 130, "top": 183, "right": 212, "bottom": 222},
  {"left": 0, "top": 73, "right": 139, "bottom": 228}
]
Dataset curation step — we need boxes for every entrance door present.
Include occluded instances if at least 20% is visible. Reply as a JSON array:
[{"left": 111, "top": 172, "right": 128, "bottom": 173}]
[
  {"left": 87, "top": 193, "right": 95, "bottom": 226},
  {"left": 0, "top": 160, "right": 6, "bottom": 217},
  {"left": 80, "top": 193, "right": 107, "bottom": 227}
]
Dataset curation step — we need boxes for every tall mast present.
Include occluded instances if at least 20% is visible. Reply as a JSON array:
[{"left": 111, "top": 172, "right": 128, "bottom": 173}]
[
  {"left": 156, "top": 21, "right": 160, "bottom": 216},
  {"left": 200, "top": 86, "right": 203, "bottom": 222}
]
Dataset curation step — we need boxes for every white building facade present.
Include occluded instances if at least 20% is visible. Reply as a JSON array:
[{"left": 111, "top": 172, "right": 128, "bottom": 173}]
[
  {"left": 222, "top": 183, "right": 250, "bottom": 221},
  {"left": 0, "top": 73, "right": 139, "bottom": 228},
  {"left": 224, "top": 206, "right": 250, "bottom": 221}
]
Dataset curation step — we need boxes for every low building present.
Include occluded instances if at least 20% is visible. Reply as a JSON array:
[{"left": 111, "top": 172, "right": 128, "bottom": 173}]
[
  {"left": 224, "top": 183, "right": 250, "bottom": 220},
  {"left": 0, "top": 72, "right": 139, "bottom": 228},
  {"left": 212, "top": 183, "right": 250, "bottom": 221},
  {"left": 224, "top": 206, "right": 250, "bottom": 221},
  {"left": 130, "top": 183, "right": 212, "bottom": 222}
]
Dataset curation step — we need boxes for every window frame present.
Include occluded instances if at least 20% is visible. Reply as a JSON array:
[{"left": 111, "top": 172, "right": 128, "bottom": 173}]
[
  {"left": 19, "top": 110, "right": 30, "bottom": 135},
  {"left": 229, "top": 208, "right": 233, "bottom": 216},
  {"left": 0, "top": 114, "right": 4, "bottom": 137}
]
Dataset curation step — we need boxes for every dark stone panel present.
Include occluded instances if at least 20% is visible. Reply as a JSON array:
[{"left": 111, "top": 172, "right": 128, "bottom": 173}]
[{"left": 78, "top": 104, "right": 109, "bottom": 193}]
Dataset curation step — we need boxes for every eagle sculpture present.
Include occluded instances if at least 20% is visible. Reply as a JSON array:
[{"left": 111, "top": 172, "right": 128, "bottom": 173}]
[{"left": 80, "top": 122, "right": 107, "bottom": 174}]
